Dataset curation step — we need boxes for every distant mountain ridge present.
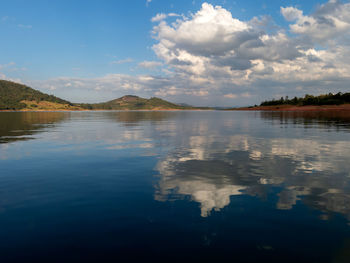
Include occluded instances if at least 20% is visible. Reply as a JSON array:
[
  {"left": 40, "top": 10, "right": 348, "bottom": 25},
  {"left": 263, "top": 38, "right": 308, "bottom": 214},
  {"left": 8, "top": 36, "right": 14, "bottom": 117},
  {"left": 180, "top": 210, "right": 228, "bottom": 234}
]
[{"left": 0, "top": 80, "right": 198, "bottom": 111}]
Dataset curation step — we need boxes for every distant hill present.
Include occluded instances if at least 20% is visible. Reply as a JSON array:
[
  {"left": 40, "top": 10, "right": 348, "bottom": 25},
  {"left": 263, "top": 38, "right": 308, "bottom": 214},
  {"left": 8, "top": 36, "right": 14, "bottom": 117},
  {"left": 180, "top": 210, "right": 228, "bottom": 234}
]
[
  {"left": 0, "top": 80, "right": 203, "bottom": 111},
  {"left": 0, "top": 80, "right": 80, "bottom": 110},
  {"left": 77, "top": 95, "right": 192, "bottom": 110}
]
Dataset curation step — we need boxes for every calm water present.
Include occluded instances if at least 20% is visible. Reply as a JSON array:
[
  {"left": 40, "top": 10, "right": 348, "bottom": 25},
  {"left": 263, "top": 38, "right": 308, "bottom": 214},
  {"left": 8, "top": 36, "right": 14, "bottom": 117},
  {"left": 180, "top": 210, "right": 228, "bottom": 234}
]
[{"left": 1, "top": 111, "right": 350, "bottom": 262}]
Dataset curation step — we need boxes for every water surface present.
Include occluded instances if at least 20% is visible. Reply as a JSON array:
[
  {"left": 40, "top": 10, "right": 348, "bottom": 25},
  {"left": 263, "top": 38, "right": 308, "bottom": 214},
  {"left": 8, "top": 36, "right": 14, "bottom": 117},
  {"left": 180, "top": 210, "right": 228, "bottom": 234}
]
[{"left": 1, "top": 111, "right": 350, "bottom": 262}]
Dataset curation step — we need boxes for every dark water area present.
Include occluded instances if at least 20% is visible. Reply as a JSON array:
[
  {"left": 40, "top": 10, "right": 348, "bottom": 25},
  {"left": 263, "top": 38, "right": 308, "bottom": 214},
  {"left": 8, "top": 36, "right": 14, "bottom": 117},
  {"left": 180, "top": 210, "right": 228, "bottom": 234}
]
[{"left": 1, "top": 111, "right": 350, "bottom": 262}]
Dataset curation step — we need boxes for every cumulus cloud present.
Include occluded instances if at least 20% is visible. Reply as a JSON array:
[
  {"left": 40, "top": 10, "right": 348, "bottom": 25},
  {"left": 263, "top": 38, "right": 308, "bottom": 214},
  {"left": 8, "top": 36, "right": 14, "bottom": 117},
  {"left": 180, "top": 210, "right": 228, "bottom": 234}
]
[
  {"left": 281, "top": 7, "right": 303, "bottom": 22},
  {"left": 149, "top": 2, "right": 350, "bottom": 104},
  {"left": 24, "top": 1, "right": 350, "bottom": 106},
  {"left": 281, "top": 1, "right": 350, "bottom": 43},
  {"left": 153, "top": 3, "right": 304, "bottom": 78}
]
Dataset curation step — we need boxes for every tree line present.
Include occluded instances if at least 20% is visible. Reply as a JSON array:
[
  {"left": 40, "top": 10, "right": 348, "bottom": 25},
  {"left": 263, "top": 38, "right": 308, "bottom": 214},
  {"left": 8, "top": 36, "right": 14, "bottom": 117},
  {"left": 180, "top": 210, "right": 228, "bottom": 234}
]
[{"left": 260, "top": 92, "right": 350, "bottom": 106}]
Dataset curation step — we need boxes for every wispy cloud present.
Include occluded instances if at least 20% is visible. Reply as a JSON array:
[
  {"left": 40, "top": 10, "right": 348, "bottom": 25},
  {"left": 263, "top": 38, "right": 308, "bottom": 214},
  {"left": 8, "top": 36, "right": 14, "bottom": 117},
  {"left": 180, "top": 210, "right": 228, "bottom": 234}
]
[
  {"left": 224, "top": 94, "right": 238, "bottom": 99},
  {"left": 151, "top": 13, "right": 180, "bottom": 22},
  {"left": 0, "top": 62, "right": 15, "bottom": 70},
  {"left": 111, "top": 58, "right": 134, "bottom": 64},
  {"left": 138, "top": 60, "right": 162, "bottom": 69}
]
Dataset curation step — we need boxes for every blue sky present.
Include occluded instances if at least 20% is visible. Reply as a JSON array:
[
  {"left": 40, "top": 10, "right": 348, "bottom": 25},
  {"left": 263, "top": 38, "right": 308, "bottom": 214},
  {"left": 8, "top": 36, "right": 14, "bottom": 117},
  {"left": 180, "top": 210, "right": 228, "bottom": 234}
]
[{"left": 1, "top": 0, "right": 349, "bottom": 106}]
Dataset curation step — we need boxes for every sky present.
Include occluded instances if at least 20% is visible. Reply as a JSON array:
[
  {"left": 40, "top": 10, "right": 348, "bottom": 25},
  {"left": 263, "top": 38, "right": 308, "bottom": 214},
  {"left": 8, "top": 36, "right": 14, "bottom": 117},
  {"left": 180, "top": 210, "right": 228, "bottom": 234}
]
[{"left": 1, "top": 0, "right": 350, "bottom": 106}]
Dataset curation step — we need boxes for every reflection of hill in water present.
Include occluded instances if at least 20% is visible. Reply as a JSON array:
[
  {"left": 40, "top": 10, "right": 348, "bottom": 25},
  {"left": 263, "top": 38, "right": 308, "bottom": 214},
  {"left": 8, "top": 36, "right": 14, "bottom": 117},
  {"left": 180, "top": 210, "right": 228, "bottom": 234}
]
[
  {"left": 0, "top": 112, "right": 68, "bottom": 143},
  {"left": 154, "top": 115, "right": 350, "bottom": 220},
  {"left": 260, "top": 111, "right": 350, "bottom": 130},
  {"left": 108, "top": 111, "right": 180, "bottom": 126}
]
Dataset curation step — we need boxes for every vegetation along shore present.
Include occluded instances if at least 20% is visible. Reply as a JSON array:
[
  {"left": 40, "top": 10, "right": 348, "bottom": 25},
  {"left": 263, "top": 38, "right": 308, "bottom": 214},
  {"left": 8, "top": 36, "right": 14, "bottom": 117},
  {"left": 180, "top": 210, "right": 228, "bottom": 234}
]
[
  {"left": 228, "top": 93, "right": 350, "bottom": 111},
  {"left": 1, "top": 79, "right": 349, "bottom": 112}
]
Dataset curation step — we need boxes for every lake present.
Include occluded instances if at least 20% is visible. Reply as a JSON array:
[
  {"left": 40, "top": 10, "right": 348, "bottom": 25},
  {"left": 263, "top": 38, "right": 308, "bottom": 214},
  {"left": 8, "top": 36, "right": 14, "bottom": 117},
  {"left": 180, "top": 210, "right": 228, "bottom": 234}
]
[{"left": 1, "top": 110, "right": 350, "bottom": 262}]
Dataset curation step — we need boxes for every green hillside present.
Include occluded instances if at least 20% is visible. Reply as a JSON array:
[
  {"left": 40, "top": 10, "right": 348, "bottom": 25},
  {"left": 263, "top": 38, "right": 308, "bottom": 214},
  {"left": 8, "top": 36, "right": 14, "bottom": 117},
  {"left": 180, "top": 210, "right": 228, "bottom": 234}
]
[
  {"left": 0, "top": 80, "right": 201, "bottom": 111},
  {"left": 78, "top": 95, "right": 191, "bottom": 110},
  {"left": 0, "top": 80, "right": 73, "bottom": 110}
]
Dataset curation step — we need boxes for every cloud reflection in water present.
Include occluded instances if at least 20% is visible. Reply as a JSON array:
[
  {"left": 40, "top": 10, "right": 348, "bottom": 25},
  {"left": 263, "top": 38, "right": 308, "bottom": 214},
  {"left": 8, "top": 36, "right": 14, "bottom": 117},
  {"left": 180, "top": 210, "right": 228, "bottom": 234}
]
[
  {"left": 154, "top": 112, "right": 350, "bottom": 220},
  {"left": 2, "top": 111, "right": 350, "bottom": 221}
]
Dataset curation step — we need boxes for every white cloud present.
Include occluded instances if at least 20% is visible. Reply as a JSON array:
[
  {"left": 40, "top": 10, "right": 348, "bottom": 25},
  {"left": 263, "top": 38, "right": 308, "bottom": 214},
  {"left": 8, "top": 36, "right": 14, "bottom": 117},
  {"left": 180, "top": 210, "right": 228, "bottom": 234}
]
[
  {"left": 111, "top": 58, "right": 134, "bottom": 64},
  {"left": 151, "top": 13, "right": 180, "bottom": 22},
  {"left": 22, "top": 1, "right": 350, "bottom": 106},
  {"left": 155, "top": 86, "right": 179, "bottom": 96},
  {"left": 0, "top": 72, "right": 22, "bottom": 83},
  {"left": 151, "top": 13, "right": 167, "bottom": 22},
  {"left": 282, "top": 1, "right": 350, "bottom": 43},
  {"left": 281, "top": 7, "right": 303, "bottom": 22},
  {"left": 149, "top": 1, "right": 350, "bottom": 104},
  {"left": 138, "top": 60, "right": 163, "bottom": 69}
]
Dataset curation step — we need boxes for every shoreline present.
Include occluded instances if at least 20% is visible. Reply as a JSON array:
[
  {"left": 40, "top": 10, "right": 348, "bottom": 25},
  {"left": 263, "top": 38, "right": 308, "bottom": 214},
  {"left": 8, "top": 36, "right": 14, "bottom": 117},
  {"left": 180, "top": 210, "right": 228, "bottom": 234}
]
[
  {"left": 228, "top": 104, "right": 350, "bottom": 112},
  {"left": 0, "top": 108, "right": 213, "bottom": 112},
  {"left": 2, "top": 105, "right": 350, "bottom": 112}
]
